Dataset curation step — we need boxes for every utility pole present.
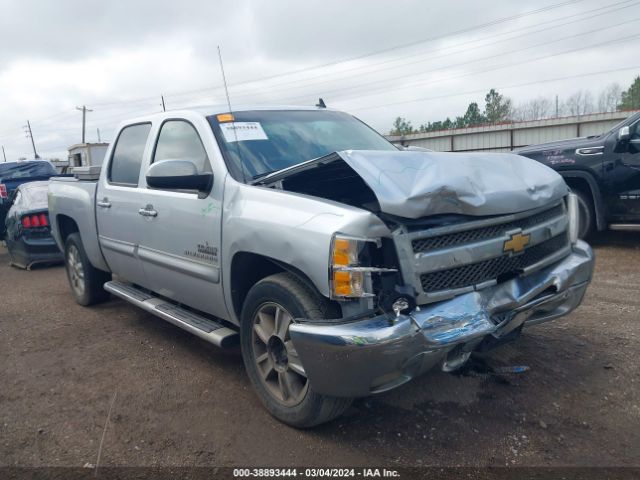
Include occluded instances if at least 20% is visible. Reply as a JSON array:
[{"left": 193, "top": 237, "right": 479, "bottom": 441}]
[
  {"left": 97, "top": 128, "right": 101, "bottom": 143},
  {"left": 555, "top": 95, "right": 559, "bottom": 117},
  {"left": 2, "top": 145, "right": 6, "bottom": 162},
  {"left": 76, "top": 105, "right": 93, "bottom": 143},
  {"left": 161, "top": 95, "right": 166, "bottom": 112},
  {"left": 23, "top": 121, "right": 40, "bottom": 159}
]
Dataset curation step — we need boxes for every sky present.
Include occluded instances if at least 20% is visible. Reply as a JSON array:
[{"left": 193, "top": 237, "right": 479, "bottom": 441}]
[{"left": 0, "top": 0, "right": 639, "bottom": 161}]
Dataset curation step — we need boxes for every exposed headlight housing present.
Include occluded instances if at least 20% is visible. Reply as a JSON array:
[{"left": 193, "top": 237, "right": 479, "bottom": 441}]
[
  {"left": 329, "top": 234, "right": 397, "bottom": 299},
  {"left": 567, "top": 193, "right": 579, "bottom": 244}
]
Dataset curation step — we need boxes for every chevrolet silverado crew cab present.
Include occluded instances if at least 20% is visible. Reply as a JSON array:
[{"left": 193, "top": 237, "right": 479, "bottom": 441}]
[
  {"left": 48, "top": 106, "right": 594, "bottom": 427},
  {"left": 516, "top": 111, "right": 640, "bottom": 238}
]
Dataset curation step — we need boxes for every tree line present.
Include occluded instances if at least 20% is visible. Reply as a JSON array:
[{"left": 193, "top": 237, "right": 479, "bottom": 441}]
[{"left": 390, "top": 76, "right": 640, "bottom": 135}]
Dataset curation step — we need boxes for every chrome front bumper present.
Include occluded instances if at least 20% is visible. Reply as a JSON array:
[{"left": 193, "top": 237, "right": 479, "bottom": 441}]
[{"left": 289, "top": 241, "right": 594, "bottom": 398}]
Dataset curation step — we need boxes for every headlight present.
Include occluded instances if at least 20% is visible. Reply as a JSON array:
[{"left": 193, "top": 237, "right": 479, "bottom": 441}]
[
  {"left": 567, "top": 193, "right": 579, "bottom": 244},
  {"left": 329, "top": 234, "right": 396, "bottom": 299}
]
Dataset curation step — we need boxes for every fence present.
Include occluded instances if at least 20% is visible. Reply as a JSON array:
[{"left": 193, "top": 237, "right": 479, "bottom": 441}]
[{"left": 385, "top": 110, "right": 639, "bottom": 152}]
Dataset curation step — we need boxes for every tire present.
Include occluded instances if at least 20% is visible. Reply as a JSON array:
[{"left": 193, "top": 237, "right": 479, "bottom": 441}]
[
  {"left": 64, "top": 233, "right": 111, "bottom": 306},
  {"left": 573, "top": 189, "right": 595, "bottom": 240},
  {"left": 240, "top": 272, "right": 352, "bottom": 428}
]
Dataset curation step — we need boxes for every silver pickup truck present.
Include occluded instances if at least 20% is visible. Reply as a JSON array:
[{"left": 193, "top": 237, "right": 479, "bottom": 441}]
[{"left": 48, "top": 105, "right": 594, "bottom": 427}]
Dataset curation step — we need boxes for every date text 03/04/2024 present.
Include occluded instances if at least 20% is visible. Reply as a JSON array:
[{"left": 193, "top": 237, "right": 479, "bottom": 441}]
[{"left": 232, "top": 468, "right": 401, "bottom": 478}]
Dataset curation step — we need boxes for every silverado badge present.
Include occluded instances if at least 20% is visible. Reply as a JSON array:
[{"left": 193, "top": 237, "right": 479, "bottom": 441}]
[{"left": 503, "top": 231, "right": 530, "bottom": 255}]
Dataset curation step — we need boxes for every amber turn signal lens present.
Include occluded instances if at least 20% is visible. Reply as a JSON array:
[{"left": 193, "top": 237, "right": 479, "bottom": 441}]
[
  {"left": 332, "top": 237, "right": 356, "bottom": 266},
  {"left": 333, "top": 271, "right": 352, "bottom": 296},
  {"left": 332, "top": 270, "right": 364, "bottom": 297}
]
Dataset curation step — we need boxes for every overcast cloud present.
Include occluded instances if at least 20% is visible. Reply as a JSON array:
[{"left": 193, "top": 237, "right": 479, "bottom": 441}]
[{"left": 0, "top": 0, "right": 638, "bottom": 160}]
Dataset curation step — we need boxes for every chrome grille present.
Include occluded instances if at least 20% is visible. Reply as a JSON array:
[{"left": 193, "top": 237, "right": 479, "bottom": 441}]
[
  {"left": 419, "top": 234, "right": 568, "bottom": 293},
  {"left": 392, "top": 201, "right": 571, "bottom": 304},
  {"left": 412, "top": 203, "right": 564, "bottom": 253}
]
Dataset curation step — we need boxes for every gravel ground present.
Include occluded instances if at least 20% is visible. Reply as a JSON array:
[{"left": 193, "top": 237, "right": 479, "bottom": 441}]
[{"left": 0, "top": 232, "right": 639, "bottom": 468}]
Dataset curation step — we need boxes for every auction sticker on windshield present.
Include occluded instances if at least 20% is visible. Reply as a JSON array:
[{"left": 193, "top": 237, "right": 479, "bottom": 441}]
[{"left": 220, "top": 122, "right": 268, "bottom": 142}]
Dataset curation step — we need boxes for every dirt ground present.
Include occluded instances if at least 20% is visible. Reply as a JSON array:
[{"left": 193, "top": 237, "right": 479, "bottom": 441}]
[{"left": 0, "top": 232, "right": 639, "bottom": 468}]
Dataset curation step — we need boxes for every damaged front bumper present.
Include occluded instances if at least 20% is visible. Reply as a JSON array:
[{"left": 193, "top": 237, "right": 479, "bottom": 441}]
[{"left": 289, "top": 240, "right": 594, "bottom": 398}]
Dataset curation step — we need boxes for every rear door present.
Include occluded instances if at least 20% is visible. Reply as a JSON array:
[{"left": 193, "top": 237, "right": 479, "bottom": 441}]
[
  {"left": 95, "top": 123, "right": 152, "bottom": 286},
  {"left": 135, "top": 116, "right": 227, "bottom": 318}
]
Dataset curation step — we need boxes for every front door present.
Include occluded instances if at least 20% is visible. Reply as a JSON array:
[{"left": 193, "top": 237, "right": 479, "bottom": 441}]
[
  {"left": 605, "top": 120, "right": 640, "bottom": 221},
  {"left": 136, "top": 119, "right": 226, "bottom": 318},
  {"left": 96, "top": 123, "right": 152, "bottom": 287}
]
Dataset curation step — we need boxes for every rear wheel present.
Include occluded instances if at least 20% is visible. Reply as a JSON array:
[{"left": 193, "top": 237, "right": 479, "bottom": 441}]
[
  {"left": 240, "top": 272, "right": 352, "bottom": 428},
  {"left": 65, "top": 233, "right": 111, "bottom": 306}
]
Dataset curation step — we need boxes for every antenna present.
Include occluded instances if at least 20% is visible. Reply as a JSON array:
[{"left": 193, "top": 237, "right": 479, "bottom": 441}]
[
  {"left": 316, "top": 98, "right": 326, "bottom": 108},
  {"left": 217, "top": 45, "right": 248, "bottom": 184}
]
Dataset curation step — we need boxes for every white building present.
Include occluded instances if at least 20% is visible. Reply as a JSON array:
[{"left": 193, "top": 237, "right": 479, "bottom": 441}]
[{"left": 67, "top": 142, "right": 109, "bottom": 169}]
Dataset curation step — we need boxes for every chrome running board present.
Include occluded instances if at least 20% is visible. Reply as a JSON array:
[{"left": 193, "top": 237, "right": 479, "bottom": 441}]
[
  {"left": 609, "top": 224, "right": 640, "bottom": 232},
  {"left": 104, "top": 280, "right": 238, "bottom": 348}
]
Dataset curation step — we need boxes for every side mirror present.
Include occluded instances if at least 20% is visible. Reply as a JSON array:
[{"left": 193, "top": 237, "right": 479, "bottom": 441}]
[
  {"left": 618, "top": 126, "right": 631, "bottom": 142},
  {"left": 146, "top": 159, "right": 213, "bottom": 192}
]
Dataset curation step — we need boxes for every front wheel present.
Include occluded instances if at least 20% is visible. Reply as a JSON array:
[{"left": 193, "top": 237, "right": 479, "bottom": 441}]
[
  {"left": 65, "top": 233, "right": 111, "bottom": 306},
  {"left": 573, "top": 189, "right": 595, "bottom": 240},
  {"left": 240, "top": 272, "right": 352, "bottom": 428}
]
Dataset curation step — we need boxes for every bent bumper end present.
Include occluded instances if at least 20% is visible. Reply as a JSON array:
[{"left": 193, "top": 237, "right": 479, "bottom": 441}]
[{"left": 290, "top": 241, "right": 594, "bottom": 398}]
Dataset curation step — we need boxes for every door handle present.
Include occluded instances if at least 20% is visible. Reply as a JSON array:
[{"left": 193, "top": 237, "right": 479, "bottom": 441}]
[
  {"left": 138, "top": 205, "right": 158, "bottom": 217},
  {"left": 97, "top": 199, "right": 111, "bottom": 208}
]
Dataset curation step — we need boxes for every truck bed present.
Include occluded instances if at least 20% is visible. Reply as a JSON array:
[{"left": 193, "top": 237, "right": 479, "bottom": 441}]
[{"left": 48, "top": 176, "right": 109, "bottom": 272}]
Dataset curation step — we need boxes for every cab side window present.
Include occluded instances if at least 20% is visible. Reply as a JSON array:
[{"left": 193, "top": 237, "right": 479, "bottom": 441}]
[
  {"left": 109, "top": 123, "right": 152, "bottom": 186},
  {"left": 153, "top": 120, "right": 211, "bottom": 173}
]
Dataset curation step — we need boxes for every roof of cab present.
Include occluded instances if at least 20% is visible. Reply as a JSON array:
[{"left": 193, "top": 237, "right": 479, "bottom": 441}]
[{"left": 120, "top": 104, "right": 334, "bottom": 126}]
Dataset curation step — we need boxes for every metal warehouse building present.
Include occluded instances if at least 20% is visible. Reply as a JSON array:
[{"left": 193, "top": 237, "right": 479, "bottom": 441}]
[{"left": 385, "top": 110, "right": 640, "bottom": 152}]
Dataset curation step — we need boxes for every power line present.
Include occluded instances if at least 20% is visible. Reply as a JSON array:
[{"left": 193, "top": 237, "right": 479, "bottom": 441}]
[
  {"left": 87, "top": 0, "right": 585, "bottom": 109},
  {"left": 93, "top": 1, "right": 634, "bottom": 111},
  {"left": 351, "top": 65, "right": 640, "bottom": 112},
  {"left": 19, "top": 65, "right": 638, "bottom": 157},
  {"left": 216, "top": 1, "right": 640, "bottom": 102},
  {"left": 278, "top": 29, "right": 640, "bottom": 106}
]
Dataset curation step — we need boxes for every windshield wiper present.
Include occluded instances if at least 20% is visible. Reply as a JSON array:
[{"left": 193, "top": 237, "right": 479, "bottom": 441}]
[
  {"left": 250, "top": 152, "right": 340, "bottom": 185},
  {"left": 252, "top": 169, "right": 283, "bottom": 181}
]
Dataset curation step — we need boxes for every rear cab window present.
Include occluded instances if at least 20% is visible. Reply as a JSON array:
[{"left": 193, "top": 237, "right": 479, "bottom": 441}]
[{"left": 108, "top": 123, "right": 152, "bottom": 186}]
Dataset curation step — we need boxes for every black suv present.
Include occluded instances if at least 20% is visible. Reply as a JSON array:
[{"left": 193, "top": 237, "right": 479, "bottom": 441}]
[{"left": 515, "top": 112, "right": 640, "bottom": 238}]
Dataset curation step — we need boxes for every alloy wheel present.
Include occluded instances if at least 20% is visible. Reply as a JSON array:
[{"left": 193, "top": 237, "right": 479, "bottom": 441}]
[
  {"left": 251, "top": 302, "right": 308, "bottom": 406},
  {"left": 67, "top": 245, "right": 85, "bottom": 297}
]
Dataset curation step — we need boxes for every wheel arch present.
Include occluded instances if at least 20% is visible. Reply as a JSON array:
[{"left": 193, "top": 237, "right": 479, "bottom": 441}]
[
  {"left": 56, "top": 214, "right": 80, "bottom": 244},
  {"left": 54, "top": 213, "right": 110, "bottom": 273},
  {"left": 559, "top": 170, "right": 606, "bottom": 231},
  {"left": 229, "top": 251, "right": 330, "bottom": 323}
]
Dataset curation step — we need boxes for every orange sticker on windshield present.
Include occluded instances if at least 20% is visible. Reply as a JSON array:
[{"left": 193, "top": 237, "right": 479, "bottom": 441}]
[{"left": 217, "top": 113, "right": 234, "bottom": 122}]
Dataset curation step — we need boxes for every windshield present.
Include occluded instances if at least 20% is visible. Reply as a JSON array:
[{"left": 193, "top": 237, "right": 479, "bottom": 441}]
[
  {"left": 0, "top": 161, "right": 55, "bottom": 180},
  {"left": 208, "top": 110, "right": 397, "bottom": 181},
  {"left": 606, "top": 112, "right": 640, "bottom": 136}
]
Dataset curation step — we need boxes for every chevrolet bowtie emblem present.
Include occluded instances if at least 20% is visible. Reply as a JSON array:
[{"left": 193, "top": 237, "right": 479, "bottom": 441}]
[{"left": 503, "top": 231, "right": 530, "bottom": 254}]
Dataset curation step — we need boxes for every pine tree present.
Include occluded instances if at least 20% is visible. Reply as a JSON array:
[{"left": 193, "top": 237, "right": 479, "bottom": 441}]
[{"left": 619, "top": 76, "right": 640, "bottom": 110}]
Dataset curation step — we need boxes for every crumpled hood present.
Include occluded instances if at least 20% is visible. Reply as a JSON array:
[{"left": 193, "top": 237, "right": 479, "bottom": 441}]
[{"left": 336, "top": 150, "right": 568, "bottom": 218}]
